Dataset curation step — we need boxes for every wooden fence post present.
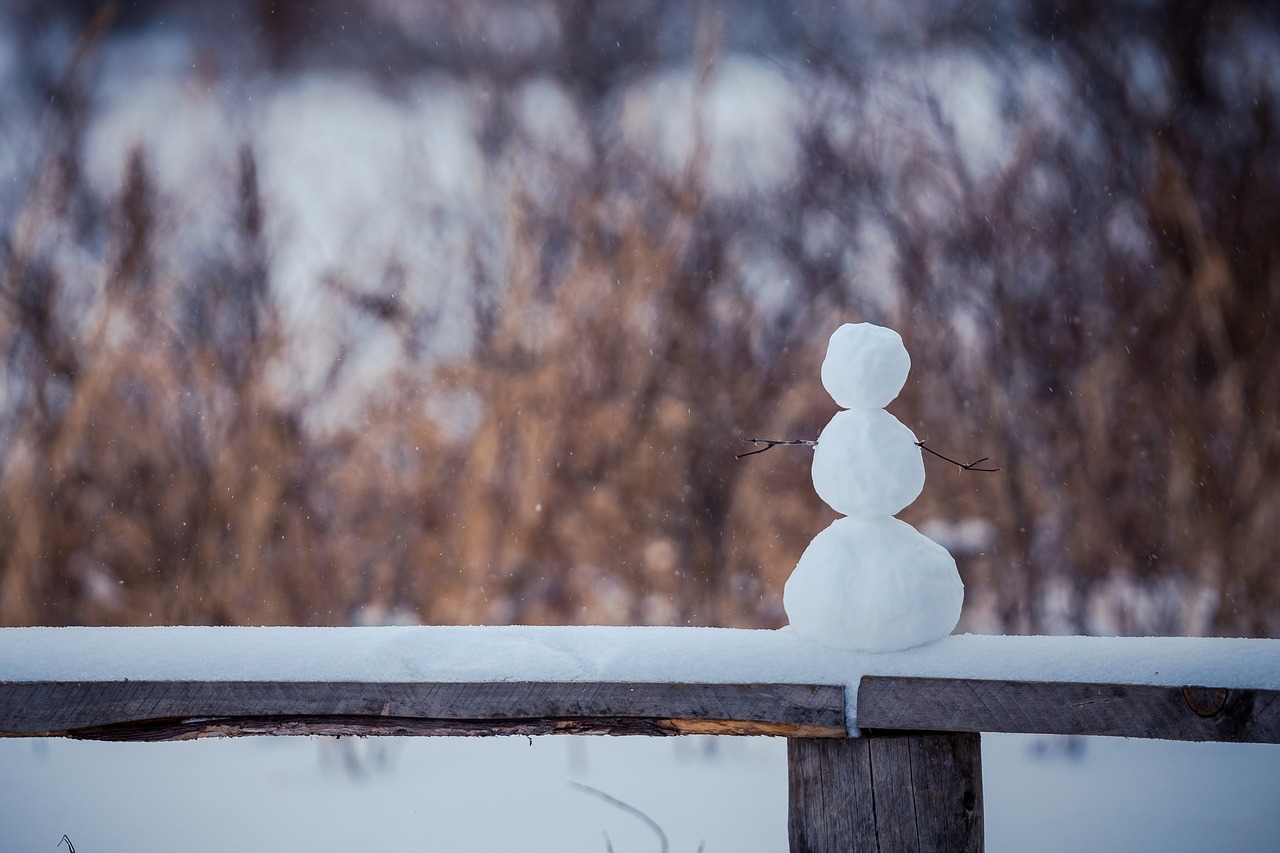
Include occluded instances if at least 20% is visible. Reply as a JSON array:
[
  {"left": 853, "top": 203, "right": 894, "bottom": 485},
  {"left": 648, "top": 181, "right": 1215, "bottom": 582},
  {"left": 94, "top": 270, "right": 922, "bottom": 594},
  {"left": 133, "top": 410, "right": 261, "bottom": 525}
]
[{"left": 787, "top": 731, "right": 983, "bottom": 852}]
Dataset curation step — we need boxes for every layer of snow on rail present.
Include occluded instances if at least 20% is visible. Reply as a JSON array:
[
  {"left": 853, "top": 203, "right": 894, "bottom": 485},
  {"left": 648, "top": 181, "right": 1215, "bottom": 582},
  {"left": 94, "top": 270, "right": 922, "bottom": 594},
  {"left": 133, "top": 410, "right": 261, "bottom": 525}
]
[{"left": 3, "top": 627, "right": 1279, "bottom": 731}]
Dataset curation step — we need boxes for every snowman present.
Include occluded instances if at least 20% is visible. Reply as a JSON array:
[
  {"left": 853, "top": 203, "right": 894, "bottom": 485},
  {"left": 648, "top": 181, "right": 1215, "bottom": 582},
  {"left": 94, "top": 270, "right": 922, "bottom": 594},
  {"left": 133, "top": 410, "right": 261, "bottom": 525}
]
[{"left": 782, "top": 322, "right": 964, "bottom": 653}]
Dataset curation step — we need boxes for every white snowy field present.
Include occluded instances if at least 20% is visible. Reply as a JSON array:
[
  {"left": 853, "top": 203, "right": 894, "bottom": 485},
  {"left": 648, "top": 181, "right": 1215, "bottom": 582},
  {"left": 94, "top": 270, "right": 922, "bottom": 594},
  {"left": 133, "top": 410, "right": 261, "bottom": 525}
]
[{"left": 2, "top": 732, "right": 1278, "bottom": 852}]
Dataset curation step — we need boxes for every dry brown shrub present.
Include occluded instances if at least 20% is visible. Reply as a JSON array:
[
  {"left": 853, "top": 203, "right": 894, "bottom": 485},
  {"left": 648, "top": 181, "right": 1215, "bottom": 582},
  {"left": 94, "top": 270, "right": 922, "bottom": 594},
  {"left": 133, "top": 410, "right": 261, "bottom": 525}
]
[{"left": 3, "top": 0, "right": 1279, "bottom": 636}]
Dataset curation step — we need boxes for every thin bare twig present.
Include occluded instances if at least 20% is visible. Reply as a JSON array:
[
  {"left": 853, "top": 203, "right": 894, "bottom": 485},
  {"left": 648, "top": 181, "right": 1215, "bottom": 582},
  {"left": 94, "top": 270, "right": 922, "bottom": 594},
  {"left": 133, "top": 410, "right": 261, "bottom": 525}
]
[
  {"left": 570, "top": 781, "right": 670, "bottom": 853},
  {"left": 915, "top": 440, "right": 999, "bottom": 472},
  {"left": 59, "top": 836, "right": 76, "bottom": 853},
  {"left": 737, "top": 436, "right": 998, "bottom": 473},
  {"left": 735, "top": 437, "right": 817, "bottom": 459}
]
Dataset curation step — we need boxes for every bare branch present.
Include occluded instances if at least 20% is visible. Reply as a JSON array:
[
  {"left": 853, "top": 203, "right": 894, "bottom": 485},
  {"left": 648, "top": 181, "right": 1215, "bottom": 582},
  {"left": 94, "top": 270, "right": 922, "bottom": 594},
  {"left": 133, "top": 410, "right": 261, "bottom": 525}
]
[
  {"left": 570, "top": 781, "right": 670, "bottom": 853},
  {"left": 736, "top": 438, "right": 817, "bottom": 459},
  {"left": 915, "top": 441, "right": 999, "bottom": 472}
]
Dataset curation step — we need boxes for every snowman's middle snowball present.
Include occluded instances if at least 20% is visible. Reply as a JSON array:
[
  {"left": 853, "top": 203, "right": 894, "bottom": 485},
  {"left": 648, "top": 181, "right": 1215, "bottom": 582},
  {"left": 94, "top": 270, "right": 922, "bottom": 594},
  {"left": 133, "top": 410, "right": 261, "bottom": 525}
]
[{"left": 812, "top": 408, "right": 925, "bottom": 517}]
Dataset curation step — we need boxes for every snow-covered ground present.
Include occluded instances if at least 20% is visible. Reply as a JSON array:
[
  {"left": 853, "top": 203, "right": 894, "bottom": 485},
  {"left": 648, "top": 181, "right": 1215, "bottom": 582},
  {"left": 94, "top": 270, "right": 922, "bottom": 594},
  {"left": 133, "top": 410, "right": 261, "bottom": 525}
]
[{"left": 2, "top": 732, "right": 1278, "bottom": 852}]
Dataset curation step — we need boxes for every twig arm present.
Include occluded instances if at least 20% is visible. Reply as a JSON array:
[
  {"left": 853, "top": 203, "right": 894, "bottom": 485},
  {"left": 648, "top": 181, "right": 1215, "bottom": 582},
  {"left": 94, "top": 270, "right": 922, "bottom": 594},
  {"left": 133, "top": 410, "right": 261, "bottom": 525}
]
[
  {"left": 736, "top": 438, "right": 817, "bottom": 459},
  {"left": 915, "top": 440, "right": 999, "bottom": 472}
]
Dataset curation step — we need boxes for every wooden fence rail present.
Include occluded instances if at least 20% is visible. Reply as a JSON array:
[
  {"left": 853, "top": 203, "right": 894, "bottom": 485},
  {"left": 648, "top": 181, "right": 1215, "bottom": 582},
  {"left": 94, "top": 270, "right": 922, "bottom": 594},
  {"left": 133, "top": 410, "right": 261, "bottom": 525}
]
[
  {"left": 0, "top": 680, "right": 846, "bottom": 740},
  {"left": 858, "top": 676, "right": 1280, "bottom": 744},
  {"left": 4, "top": 628, "right": 1279, "bottom": 852},
  {"left": 4, "top": 673, "right": 1278, "bottom": 851}
]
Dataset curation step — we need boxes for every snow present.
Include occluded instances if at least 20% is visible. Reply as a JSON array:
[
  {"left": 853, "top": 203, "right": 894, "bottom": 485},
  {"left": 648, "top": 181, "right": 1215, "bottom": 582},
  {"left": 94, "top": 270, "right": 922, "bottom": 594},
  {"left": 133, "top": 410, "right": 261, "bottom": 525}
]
[
  {"left": 820, "top": 322, "right": 911, "bottom": 409},
  {"left": 3, "top": 627, "right": 1279, "bottom": 734},
  {"left": 618, "top": 57, "right": 803, "bottom": 198},
  {"left": 809, "top": 408, "right": 925, "bottom": 517},
  {"left": 784, "top": 517, "right": 963, "bottom": 652},
  {"left": 3, "top": 731, "right": 1279, "bottom": 853}
]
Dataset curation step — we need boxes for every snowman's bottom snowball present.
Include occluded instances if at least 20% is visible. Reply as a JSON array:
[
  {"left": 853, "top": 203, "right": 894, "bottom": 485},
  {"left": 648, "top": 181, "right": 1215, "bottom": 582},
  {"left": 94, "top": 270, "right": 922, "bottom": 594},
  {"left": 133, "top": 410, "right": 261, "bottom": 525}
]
[{"left": 783, "top": 516, "right": 963, "bottom": 653}]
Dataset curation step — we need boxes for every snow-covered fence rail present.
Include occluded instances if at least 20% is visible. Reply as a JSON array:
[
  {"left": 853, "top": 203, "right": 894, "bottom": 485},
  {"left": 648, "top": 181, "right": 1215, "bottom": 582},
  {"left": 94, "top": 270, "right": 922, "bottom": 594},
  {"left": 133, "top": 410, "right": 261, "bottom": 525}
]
[
  {"left": 0, "top": 680, "right": 847, "bottom": 740},
  {"left": 3, "top": 627, "right": 1278, "bottom": 852},
  {"left": 858, "top": 676, "right": 1280, "bottom": 743}
]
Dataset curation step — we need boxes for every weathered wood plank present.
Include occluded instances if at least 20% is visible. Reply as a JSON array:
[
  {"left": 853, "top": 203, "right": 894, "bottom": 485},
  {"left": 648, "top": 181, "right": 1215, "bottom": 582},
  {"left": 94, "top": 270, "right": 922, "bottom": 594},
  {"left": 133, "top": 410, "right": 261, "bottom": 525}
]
[
  {"left": 788, "top": 732, "right": 983, "bottom": 852},
  {"left": 867, "top": 735, "right": 917, "bottom": 851},
  {"left": 858, "top": 677, "right": 1280, "bottom": 743},
  {"left": 53, "top": 715, "right": 829, "bottom": 742},
  {"left": 905, "top": 731, "right": 984, "bottom": 851},
  {"left": 0, "top": 681, "right": 847, "bottom": 741},
  {"left": 788, "top": 737, "right": 876, "bottom": 851}
]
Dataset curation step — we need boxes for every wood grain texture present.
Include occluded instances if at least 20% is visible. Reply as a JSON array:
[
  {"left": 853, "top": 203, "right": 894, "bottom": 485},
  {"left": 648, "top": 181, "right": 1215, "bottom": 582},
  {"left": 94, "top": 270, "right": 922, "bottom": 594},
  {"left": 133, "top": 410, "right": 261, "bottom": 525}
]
[
  {"left": 788, "top": 737, "right": 876, "bottom": 851},
  {"left": 0, "top": 680, "right": 847, "bottom": 741},
  {"left": 867, "top": 735, "right": 916, "bottom": 851},
  {"left": 858, "top": 676, "right": 1280, "bottom": 743},
  {"left": 902, "top": 732, "right": 984, "bottom": 852},
  {"left": 788, "top": 732, "right": 983, "bottom": 852}
]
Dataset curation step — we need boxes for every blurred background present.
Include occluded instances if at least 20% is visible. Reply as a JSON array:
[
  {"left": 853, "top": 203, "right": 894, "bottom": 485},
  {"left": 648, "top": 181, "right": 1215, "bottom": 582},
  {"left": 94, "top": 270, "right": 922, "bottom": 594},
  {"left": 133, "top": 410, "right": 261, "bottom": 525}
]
[{"left": 2, "top": 0, "right": 1277, "bottom": 637}]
